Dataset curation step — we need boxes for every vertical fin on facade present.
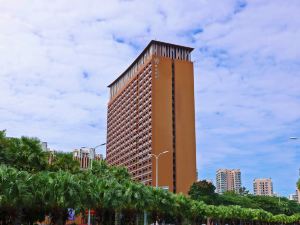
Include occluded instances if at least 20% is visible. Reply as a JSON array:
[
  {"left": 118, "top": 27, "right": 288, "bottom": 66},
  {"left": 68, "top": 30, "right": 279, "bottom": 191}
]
[{"left": 171, "top": 60, "right": 176, "bottom": 193}]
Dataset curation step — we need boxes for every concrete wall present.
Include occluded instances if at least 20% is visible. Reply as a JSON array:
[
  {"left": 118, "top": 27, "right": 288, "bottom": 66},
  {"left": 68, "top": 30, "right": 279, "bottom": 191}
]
[
  {"left": 151, "top": 56, "right": 174, "bottom": 191},
  {"left": 151, "top": 56, "right": 196, "bottom": 194},
  {"left": 174, "top": 60, "right": 197, "bottom": 194}
]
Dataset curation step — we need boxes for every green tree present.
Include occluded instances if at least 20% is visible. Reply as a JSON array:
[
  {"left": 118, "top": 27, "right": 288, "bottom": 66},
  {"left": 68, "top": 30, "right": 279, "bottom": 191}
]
[
  {"left": 49, "top": 152, "right": 80, "bottom": 173},
  {"left": 247, "top": 194, "right": 300, "bottom": 215},
  {"left": 1, "top": 163, "right": 300, "bottom": 225},
  {"left": 218, "top": 192, "right": 259, "bottom": 209},
  {"left": 189, "top": 180, "right": 219, "bottom": 205},
  {"left": 190, "top": 200, "right": 207, "bottom": 224},
  {"left": 43, "top": 171, "right": 83, "bottom": 225},
  {"left": 0, "top": 131, "right": 48, "bottom": 172},
  {"left": 0, "top": 166, "right": 32, "bottom": 225},
  {"left": 189, "top": 180, "right": 216, "bottom": 196},
  {"left": 0, "top": 130, "right": 10, "bottom": 163},
  {"left": 239, "top": 186, "right": 250, "bottom": 195},
  {"left": 2, "top": 130, "right": 300, "bottom": 225}
]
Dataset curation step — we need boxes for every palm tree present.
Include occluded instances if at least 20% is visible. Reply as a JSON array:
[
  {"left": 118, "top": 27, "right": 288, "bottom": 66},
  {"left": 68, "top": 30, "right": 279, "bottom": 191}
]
[
  {"left": 119, "top": 181, "right": 152, "bottom": 225},
  {"left": 0, "top": 130, "right": 10, "bottom": 164},
  {"left": 0, "top": 165, "right": 32, "bottom": 225},
  {"left": 6, "top": 136, "right": 48, "bottom": 172},
  {"left": 39, "top": 171, "right": 82, "bottom": 225},
  {"left": 172, "top": 194, "right": 193, "bottom": 224},
  {"left": 189, "top": 200, "right": 207, "bottom": 225},
  {"left": 2, "top": 156, "right": 300, "bottom": 225},
  {"left": 49, "top": 152, "right": 80, "bottom": 173}
]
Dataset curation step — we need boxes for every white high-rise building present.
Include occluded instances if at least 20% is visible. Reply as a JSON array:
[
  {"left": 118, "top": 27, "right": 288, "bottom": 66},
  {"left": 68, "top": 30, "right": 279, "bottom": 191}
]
[
  {"left": 41, "top": 142, "right": 48, "bottom": 151},
  {"left": 290, "top": 189, "right": 300, "bottom": 203},
  {"left": 216, "top": 169, "right": 241, "bottom": 194},
  {"left": 289, "top": 192, "right": 298, "bottom": 201},
  {"left": 73, "top": 147, "right": 103, "bottom": 169}
]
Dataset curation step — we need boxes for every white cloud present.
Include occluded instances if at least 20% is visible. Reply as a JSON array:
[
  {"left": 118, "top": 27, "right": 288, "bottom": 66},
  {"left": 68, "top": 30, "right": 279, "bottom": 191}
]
[{"left": 0, "top": 0, "right": 299, "bottom": 195}]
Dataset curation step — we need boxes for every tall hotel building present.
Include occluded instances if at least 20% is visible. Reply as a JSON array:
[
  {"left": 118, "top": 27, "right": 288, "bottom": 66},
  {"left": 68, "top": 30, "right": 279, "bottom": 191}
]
[
  {"left": 216, "top": 169, "right": 242, "bottom": 194},
  {"left": 106, "top": 40, "right": 197, "bottom": 194}
]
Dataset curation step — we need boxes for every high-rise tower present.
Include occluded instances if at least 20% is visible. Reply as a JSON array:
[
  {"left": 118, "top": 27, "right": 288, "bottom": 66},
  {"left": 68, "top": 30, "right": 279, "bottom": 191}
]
[
  {"left": 216, "top": 169, "right": 242, "bottom": 194},
  {"left": 253, "top": 178, "right": 274, "bottom": 196},
  {"left": 106, "top": 40, "right": 197, "bottom": 194}
]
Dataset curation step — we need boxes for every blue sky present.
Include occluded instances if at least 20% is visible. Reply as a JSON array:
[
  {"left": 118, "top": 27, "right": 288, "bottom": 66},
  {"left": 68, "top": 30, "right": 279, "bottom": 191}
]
[{"left": 0, "top": 0, "right": 299, "bottom": 196}]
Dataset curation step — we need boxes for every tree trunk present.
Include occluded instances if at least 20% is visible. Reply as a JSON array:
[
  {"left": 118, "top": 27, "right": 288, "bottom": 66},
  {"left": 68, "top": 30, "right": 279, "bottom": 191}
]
[
  {"left": 114, "top": 210, "right": 119, "bottom": 225},
  {"left": 13, "top": 207, "right": 22, "bottom": 225},
  {"left": 143, "top": 211, "right": 147, "bottom": 225},
  {"left": 207, "top": 218, "right": 211, "bottom": 225},
  {"left": 56, "top": 217, "right": 64, "bottom": 225},
  {"left": 108, "top": 210, "right": 114, "bottom": 225}
]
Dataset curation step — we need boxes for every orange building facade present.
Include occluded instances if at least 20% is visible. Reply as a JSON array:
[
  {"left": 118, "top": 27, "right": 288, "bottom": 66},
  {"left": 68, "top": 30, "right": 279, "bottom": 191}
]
[{"left": 106, "top": 40, "right": 197, "bottom": 194}]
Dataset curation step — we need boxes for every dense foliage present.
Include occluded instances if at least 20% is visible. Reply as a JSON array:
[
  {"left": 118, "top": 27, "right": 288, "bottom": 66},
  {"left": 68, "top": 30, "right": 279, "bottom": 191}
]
[
  {"left": 0, "top": 131, "right": 48, "bottom": 172},
  {"left": 1, "top": 165, "right": 300, "bottom": 225},
  {"left": 189, "top": 180, "right": 300, "bottom": 216},
  {"left": 48, "top": 152, "right": 81, "bottom": 173},
  {"left": 1, "top": 131, "right": 300, "bottom": 225},
  {"left": 0, "top": 130, "right": 81, "bottom": 173},
  {"left": 189, "top": 180, "right": 218, "bottom": 205}
]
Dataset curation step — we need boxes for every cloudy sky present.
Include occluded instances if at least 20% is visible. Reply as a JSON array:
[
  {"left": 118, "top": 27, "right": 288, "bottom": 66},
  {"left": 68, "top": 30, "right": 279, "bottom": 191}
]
[{"left": 0, "top": 0, "right": 299, "bottom": 196}]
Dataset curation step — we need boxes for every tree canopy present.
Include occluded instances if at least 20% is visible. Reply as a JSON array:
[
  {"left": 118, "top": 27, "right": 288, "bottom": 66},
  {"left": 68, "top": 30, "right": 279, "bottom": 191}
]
[
  {"left": 189, "top": 181, "right": 300, "bottom": 216},
  {"left": 1, "top": 165, "right": 300, "bottom": 225},
  {"left": 188, "top": 180, "right": 218, "bottom": 205},
  {"left": 1, "top": 131, "right": 300, "bottom": 225},
  {"left": 0, "top": 130, "right": 48, "bottom": 172},
  {"left": 48, "top": 152, "right": 80, "bottom": 173}
]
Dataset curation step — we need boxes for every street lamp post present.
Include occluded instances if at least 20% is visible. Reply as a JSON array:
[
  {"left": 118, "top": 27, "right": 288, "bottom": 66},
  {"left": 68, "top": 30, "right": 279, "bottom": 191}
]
[
  {"left": 149, "top": 151, "right": 169, "bottom": 188},
  {"left": 289, "top": 136, "right": 299, "bottom": 176},
  {"left": 87, "top": 143, "right": 106, "bottom": 225},
  {"left": 89, "top": 143, "right": 106, "bottom": 170},
  {"left": 288, "top": 137, "right": 300, "bottom": 203},
  {"left": 148, "top": 151, "right": 169, "bottom": 225}
]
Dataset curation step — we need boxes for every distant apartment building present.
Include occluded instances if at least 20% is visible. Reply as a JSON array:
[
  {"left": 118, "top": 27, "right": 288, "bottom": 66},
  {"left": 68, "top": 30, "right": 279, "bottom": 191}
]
[
  {"left": 216, "top": 169, "right": 241, "bottom": 194},
  {"left": 289, "top": 192, "right": 298, "bottom": 201},
  {"left": 73, "top": 147, "right": 103, "bottom": 169},
  {"left": 289, "top": 188, "right": 300, "bottom": 203},
  {"left": 295, "top": 187, "right": 300, "bottom": 203},
  {"left": 253, "top": 178, "right": 273, "bottom": 196},
  {"left": 41, "top": 142, "right": 56, "bottom": 164},
  {"left": 41, "top": 142, "right": 48, "bottom": 151}
]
